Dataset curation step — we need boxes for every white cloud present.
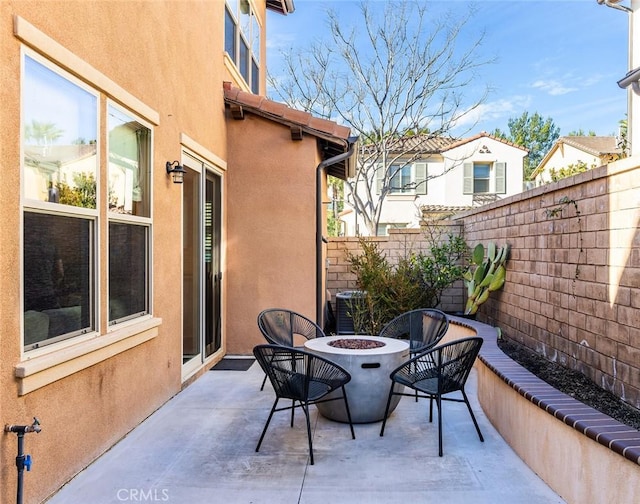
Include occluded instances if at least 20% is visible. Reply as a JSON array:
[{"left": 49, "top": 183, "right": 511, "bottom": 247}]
[
  {"left": 452, "top": 95, "right": 532, "bottom": 133},
  {"left": 531, "top": 79, "right": 577, "bottom": 96}
]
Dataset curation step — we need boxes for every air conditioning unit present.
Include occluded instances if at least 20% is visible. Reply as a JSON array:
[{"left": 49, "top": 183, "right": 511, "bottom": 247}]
[{"left": 335, "top": 290, "right": 365, "bottom": 335}]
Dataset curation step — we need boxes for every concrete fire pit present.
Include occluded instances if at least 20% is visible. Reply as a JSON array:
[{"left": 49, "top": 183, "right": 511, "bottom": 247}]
[{"left": 304, "top": 335, "right": 410, "bottom": 423}]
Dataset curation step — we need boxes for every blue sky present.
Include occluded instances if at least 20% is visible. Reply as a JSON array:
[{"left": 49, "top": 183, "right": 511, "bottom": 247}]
[{"left": 267, "top": 0, "right": 630, "bottom": 138}]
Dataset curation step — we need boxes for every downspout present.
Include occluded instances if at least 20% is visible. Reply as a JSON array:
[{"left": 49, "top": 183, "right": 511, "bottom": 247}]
[{"left": 316, "top": 140, "right": 357, "bottom": 327}]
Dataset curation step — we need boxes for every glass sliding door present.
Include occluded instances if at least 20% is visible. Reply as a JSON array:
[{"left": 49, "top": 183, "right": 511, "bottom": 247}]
[
  {"left": 182, "top": 164, "right": 201, "bottom": 366},
  {"left": 182, "top": 155, "right": 223, "bottom": 378},
  {"left": 204, "top": 171, "right": 222, "bottom": 357}
]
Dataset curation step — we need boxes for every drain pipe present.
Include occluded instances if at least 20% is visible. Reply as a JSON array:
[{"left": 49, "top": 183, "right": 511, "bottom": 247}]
[
  {"left": 5, "top": 418, "right": 41, "bottom": 504},
  {"left": 316, "top": 139, "right": 358, "bottom": 327}
]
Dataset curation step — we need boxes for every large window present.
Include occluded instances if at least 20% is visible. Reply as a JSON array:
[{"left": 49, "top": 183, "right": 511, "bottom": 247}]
[
  {"left": 390, "top": 165, "right": 412, "bottom": 193},
  {"left": 108, "top": 105, "right": 151, "bottom": 324},
  {"left": 225, "top": 0, "right": 261, "bottom": 94},
  {"left": 378, "top": 162, "right": 428, "bottom": 195},
  {"left": 22, "top": 54, "right": 98, "bottom": 350},
  {"left": 473, "top": 163, "right": 491, "bottom": 193},
  {"left": 463, "top": 162, "right": 507, "bottom": 195},
  {"left": 22, "top": 52, "right": 152, "bottom": 351}
]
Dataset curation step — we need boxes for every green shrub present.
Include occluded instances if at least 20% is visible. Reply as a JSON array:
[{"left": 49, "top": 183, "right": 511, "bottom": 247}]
[{"left": 345, "top": 232, "right": 468, "bottom": 335}]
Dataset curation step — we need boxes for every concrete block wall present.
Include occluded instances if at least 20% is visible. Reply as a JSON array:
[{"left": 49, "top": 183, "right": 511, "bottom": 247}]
[
  {"left": 459, "top": 158, "right": 640, "bottom": 409},
  {"left": 326, "top": 223, "right": 466, "bottom": 314}
]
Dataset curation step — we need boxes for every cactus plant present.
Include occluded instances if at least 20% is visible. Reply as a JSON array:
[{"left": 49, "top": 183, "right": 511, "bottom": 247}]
[{"left": 463, "top": 242, "right": 509, "bottom": 315}]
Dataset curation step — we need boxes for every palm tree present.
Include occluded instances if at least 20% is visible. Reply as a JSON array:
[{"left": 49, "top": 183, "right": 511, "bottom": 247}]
[{"left": 24, "top": 119, "right": 64, "bottom": 145}]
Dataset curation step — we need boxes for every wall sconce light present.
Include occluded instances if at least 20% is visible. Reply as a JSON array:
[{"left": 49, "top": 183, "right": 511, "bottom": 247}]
[{"left": 166, "top": 161, "right": 186, "bottom": 184}]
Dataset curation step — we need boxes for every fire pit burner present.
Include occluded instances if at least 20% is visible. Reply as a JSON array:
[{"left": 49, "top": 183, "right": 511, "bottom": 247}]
[{"left": 328, "top": 338, "right": 386, "bottom": 350}]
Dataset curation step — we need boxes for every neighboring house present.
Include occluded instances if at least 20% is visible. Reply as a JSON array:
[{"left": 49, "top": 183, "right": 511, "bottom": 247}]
[
  {"left": 341, "top": 132, "right": 527, "bottom": 235},
  {"left": 531, "top": 136, "right": 622, "bottom": 186},
  {"left": 0, "top": 2, "right": 356, "bottom": 503}
]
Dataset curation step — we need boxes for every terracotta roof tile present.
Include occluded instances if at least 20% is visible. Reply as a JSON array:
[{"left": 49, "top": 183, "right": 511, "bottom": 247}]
[
  {"left": 259, "top": 99, "right": 287, "bottom": 118},
  {"left": 223, "top": 83, "right": 351, "bottom": 141},
  {"left": 444, "top": 131, "right": 528, "bottom": 152},
  {"left": 282, "top": 107, "right": 312, "bottom": 126}
]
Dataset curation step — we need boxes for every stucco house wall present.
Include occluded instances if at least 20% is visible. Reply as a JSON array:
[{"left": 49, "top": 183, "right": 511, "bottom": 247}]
[
  {"left": 0, "top": 4, "right": 216, "bottom": 501},
  {"left": 440, "top": 134, "right": 527, "bottom": 206},
  {"left": 535, "top": 143, "right": 602, "bottom": 183},
  {"left": 225, "top": 112, "right": 321, "bottom": 354}
]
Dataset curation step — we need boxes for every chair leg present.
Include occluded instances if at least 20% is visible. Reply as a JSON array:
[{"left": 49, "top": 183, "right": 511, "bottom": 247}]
[
  {"left": 341, "top": 386, "right": 356, "bottom": 439},
  {"left": 379, "top": 384, "right": 396, "bottom": 436},
  {"left": 290, "top": 399, "right": 295, "bottom": 427},
  {"left": 256, "top": 397, "right": 279, "bottom": 453},
  {"left": 300, "top": 401, "right": 314, "bottom": 465},
  {"left": 260, "top": 373, "right": 268, "bottom": 391},
  {"left": 436, "top": 394, "right": 443, "bottom": 457},
  {"left": 462, "top": 389, "right": 484, "bottom": 442},
  {"left": 429, "top": 395, "right": 434, "bottom": 422}
]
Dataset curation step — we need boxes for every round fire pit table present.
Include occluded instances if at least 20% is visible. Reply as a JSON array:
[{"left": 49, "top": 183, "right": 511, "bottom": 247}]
[{"left": 304, "top": 335, "right": 409, "bottom": 423}]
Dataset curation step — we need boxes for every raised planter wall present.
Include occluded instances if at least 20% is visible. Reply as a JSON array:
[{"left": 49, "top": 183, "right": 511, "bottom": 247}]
[{"left": 450, "top": 318, "right": 640, "bottom": 504}]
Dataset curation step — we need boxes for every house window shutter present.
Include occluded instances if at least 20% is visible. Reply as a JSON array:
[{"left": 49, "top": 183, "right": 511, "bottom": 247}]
[
  {"left": 463, "top": 163, "right": 473, "bottom": 194},
  {"left": 376, "top": 164, "right": 384, "bottom": 194},
  {"left": 414, "top": 162, "right": 427, "bottom": 195},
  {"left": 495, "top": 162, "right": 506, "bottom": 193}
]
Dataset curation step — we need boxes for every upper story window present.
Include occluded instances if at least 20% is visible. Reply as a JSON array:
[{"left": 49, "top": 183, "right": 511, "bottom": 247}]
[
  {"left": 463, "top": 162, "right": 506, "bottom": 195},
  {"left": 225, "top": 0, "right": 261, "bottom": 94},
  {"left": 377, "top": 162, "right": 428, "bottom": 195},
  {"left": 22, "top": 51, "right": 153, "bottom": 352},
  {"left": 473, "top": 163, "right": 491, "bottom": 193}
]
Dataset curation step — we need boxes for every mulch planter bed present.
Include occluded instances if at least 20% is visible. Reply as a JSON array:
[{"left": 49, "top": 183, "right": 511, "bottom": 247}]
[{"left": 498, "top": 337, "right": 640, "bottom": 430}]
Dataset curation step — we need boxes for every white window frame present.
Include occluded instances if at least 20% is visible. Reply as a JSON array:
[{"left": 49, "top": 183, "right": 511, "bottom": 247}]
[
  {"left": 14, "top": 16, "right": 161, "bottom": 395},
  {"left": 21, "top": 48, "right": 101, "bottom": 352},
  {"left": 224, "top": 0, "right": 261, "bottom": 94},
  {"left": 381, "top": 162, "right": 428, "bottom": 195},
  {"left": 463, "top": 162, "right": 506, "bottom": 195},
  {"left": 107, "top": 101, "right": 154, "bottom": 328}
]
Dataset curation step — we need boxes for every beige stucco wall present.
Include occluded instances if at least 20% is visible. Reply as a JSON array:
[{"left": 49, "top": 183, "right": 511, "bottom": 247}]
[
  {"left": 0, "top": 2, "right": 260, "bottom": 502},
  {"left": 477, "top": 361, "right": 640, "bottom": 503},
  {"left": 225, "top": 111, "right": 322, "bottom": 354}
]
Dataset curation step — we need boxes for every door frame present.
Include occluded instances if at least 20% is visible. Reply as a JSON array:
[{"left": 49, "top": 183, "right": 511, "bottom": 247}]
[{"left": 181, "top": 148, "right": 226, "bottom": 382}]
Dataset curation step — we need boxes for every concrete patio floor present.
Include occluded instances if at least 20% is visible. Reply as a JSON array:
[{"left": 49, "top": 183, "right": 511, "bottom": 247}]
[{"left": 47, "top": 359, "right": 565, "bottom": 503}]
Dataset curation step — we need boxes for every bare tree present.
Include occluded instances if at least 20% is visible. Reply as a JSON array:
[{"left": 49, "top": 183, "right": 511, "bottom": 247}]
[{"left": 268, "top": 1, "right": 494, "bottom": 235}]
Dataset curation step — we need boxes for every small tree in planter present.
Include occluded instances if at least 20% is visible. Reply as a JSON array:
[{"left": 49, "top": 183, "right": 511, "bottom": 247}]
[{"left": 463, "top": 242, "right": 509, "bottom": 316}]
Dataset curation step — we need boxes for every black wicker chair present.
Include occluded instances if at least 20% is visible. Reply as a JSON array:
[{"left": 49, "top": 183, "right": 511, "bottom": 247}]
[
  {"left": 253, "top": 344, "right": 355, "bottom": 465},
  {"left": 379, "top": 308, "right": 449, "bottom": 356},
  {"left": 257, "top": 308, "right": 326, "bottom": 390},
  {"left": 379, "top": 309, "right": 449, "bottom": 401},
  {"left": 379, "top": 337, "right": 484, "bottom": 456}
]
